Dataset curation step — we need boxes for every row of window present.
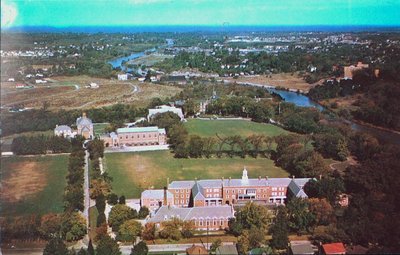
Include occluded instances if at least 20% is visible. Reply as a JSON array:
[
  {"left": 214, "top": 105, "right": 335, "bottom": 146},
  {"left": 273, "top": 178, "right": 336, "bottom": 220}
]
[
  {"left": 195, "top": 218, "right": 226, "bottom": 227},
  {"left": 120, "top": 133, "right": 158, "bottom": 139},
  {"left": 175, "top": 199, "right": 189, "bottom": 204}
]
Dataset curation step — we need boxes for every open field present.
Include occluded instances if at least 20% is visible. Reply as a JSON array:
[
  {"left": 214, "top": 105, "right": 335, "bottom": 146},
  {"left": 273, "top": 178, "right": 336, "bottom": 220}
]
[
  {"left": 225, "top": 72, "right": 318, "bottom": 92},
  {"left": 1, "top": 75, "right": 182, "bottom": 110},
  {"left": 0, "top": 155, "right": 68, "bottom": 216},
  {"left": 105, "top": 150, "right": 288, "bottom": 198},
  {"left": 185, "top": 119, "right": 288, "bottom": 137}
]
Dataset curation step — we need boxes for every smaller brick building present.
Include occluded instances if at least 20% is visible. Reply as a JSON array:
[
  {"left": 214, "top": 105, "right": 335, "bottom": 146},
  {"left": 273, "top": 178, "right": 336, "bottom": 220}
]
[
  {"left": 101, "top": 126, "right": 167, "bottom": 147},
  {"left": 141, "top": 189, "right": 174, "bottom": 211}
]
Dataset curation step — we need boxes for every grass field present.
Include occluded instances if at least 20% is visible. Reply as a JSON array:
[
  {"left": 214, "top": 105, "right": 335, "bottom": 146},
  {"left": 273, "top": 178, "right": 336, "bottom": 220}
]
[
  {"left": 184, "top": 119, "right": 288, "bottom": 137},
  {"left": 0, "top": 155, "right": 68, "bottom": 216},
  {"left": 1, "top": 75, "right": 182, "bottom": 110},
  {"left": 105, "top": 150, "right": 288, "bottom": 199}
]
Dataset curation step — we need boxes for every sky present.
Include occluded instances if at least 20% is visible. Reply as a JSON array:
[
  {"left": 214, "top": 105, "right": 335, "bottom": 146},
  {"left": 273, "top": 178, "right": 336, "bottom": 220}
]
[{"left": 1, "top": 0, "right": 400, "bottom": 28}]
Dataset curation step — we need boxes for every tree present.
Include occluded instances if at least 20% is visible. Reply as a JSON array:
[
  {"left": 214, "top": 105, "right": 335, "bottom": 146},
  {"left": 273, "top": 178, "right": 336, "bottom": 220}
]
[
  {"left": 247, "top": 135, "right": 265, "bottom": 158},
  {"left": 60, "top": 212, "right": 86, "bottom": 241},
  {"left": 188, "top": 135, "right": 204, "bottom": 158},
  {"left": 108, "top": 204, "right": 137, "bottom": 231},
  {"left": 159, "top": 218, "right": 182, "bottom": 241},
  {"left": 304, "top": 178, "right": 345, "bottom": 204},
  {"left": 96, "top": 235, "right": 121, "bottom": 255},
  {"left": 235, "top": 202, "right": 272, "bottom": 231},
  {"left": 43, "top": 238, "right": 69, "bottom": 255},
  {"left": 308, "top": 198, "right": 335, "bottom": 226},
  {"left": 181, "top": 220, "right": 195, "bottom": 238},
  {"left": 270, "top": 207, "right": 289, "bottom": 250},
  {"left": 87, "top": 239, "right": 95, "bottom": 255},
  {"left": 107, "top": 193, "right": 119, "bottom": 205},
  {"left": 39, "top": 213, "right": 62, "bottom": 239},
  {"left": 210, "top": 239, "right": 222, "bottom": 254},
  {"left": 117, "top": 219, "right": 143, "bottom": 243},
  {"left": 237, "top": 230, "right": 251, "bottom": 255},
  {"left": 130, "top": 241, "right": 148, "bottom": 255},
  {"left": 138, "top": 206, "right": 150, "bottom": 219},
  {"left": 119, "top": 195, "right": 126, "bottom": 204},
  {"left": 202, "top": 137, "right": 216, "bottom": 158},
  {"left": 286, "top": 198, "right": 315, "bottom": 234},
  {"left": 142, "top": 223, "right": 156, "bottom": 240}
]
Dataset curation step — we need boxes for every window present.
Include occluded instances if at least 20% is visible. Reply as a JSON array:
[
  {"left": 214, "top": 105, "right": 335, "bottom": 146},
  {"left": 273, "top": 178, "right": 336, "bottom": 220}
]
[
  {"left": 220, "top": 219, "right": 223, "bottom": 225},
  {"left": 143, "top": 134, "right": 145, "bottom": 138},
  {"left": 137, "top": 135, "right": 139, "bottom": 138},
  {"left": 186, "top": 194, "right": 189, "bottom": 198},
  {"left": 238, "top": 190, "right": 241, "bottom": 194},
  {"left": 214, "top": 188, "right": 219, "bottom": 192},
  {"left": 181, "top": 194, "right": 184, "bottom": 198},
  {"left": 233, "top": 190, "right": 235, "bottom": 194},
  {"left": 272, "top": 187, "right": 277, "bottom": 191}
]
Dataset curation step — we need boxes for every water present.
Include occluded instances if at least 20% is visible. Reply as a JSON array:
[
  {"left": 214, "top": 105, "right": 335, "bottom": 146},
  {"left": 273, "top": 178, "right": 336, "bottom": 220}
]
[
  {"left": 266, "top": 88, "right": 400, "bottom": 145},
  {"left": 266, "top": 88, "right": 324, "bottom": 110},
  {"left": 108, "top": 48, "right": 156, "bottom": 72}
]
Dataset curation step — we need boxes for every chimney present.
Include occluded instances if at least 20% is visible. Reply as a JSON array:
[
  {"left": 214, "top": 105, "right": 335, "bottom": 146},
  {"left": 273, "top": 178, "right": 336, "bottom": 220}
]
[
  {"left": 292, "top": 175, "right": 295, "bottom": 179},
  {"left": 265, "top": 176, "right": 269, "bottom": 180},
  {"left": 258, "top": 176, "right": 261, "bottom": 181},
  {"left": 163, "top": 186, "right": 167, "bottom": 206}
]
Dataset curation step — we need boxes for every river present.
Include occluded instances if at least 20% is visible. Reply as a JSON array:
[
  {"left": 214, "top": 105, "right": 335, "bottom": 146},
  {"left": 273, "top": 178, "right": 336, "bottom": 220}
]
[{"left": 266, "top": 87, "right": 400, "bottom": 145}]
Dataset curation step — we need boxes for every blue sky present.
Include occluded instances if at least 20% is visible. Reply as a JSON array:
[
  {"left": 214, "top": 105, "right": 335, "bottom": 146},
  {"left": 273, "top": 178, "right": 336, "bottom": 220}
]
[{"left": 2, "top": 0, "right": 400, "bottom": 28}]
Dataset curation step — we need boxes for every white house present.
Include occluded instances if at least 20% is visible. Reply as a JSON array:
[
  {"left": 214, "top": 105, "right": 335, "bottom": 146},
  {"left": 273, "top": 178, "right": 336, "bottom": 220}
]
[
  {"left": 35, "top": 79, "right": 47, "bottom": 84},
  {"left": 54, "top": 125, "right": 77, "bottom": 138},
  {"left": 118, "top": 73, "right": 131, "bottom": 81},
  {"left": 147, "top": 105, "right": 185, "bottom": 121}
]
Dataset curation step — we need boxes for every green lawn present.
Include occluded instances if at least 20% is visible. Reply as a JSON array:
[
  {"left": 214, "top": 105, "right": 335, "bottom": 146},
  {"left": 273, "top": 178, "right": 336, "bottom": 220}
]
[
  {"left": 0, "top": 155, "right": 68, "bottom": 216},
  {"left": 105, "top": 150, "right": 289, "bottom": 199},
  {"left": 184, "top": 119, "right": 288, "bottom": 137},
  {"left": 93, "top": 123, "right": 109, "bottom": 136}
]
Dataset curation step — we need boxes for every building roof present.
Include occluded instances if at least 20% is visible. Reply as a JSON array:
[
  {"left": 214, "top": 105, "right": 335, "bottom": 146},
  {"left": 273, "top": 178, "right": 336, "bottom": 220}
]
[
  {"left": 290, "top": 241, "right": 314, "bottom": 255},
  {"left": 169, "top": 178, "right": 310, "bottom": 189},
  {"left": 322, "top": 243, "right": 346, "bottom": 254},
  {"left": 288, "top": 179, "right": 310, "bottom": 198},
  {"left": 76, "top": 115, "right": 93, "bottom": 127},
  {"left": 148, "top": 105, "right": 184, "bottom": 119},
  {"left": 216, "top": 245, "right": 239, "bottom": 255},
  {"left": 186, "top": 245, "right": 208, "bottom": 255},
  {"left": 54, "top": 125, "right": 72, "bottom": 132},
  {"left": 141, "top": 189, "right": 173, "bottom": 200},
  {"left": 147, "top": 205, "right": 234, "bottom": 223},
  {"left": 116, "top": 126, "right": 163, "bottom": 134}
]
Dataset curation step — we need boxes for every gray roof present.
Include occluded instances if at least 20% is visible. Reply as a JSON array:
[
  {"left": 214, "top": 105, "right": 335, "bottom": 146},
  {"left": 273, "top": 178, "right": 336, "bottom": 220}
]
[
  {"left": 169, "top": 178, "right": 300, "bottom": 189},
  {"left": 141, "top": 189, "right": 173, "bottom": 200},
  {"left": 216, "top": 245, "right": 239, "bottom": 255},
  {"left": 290, "top": 241, "right": 314, "bottom": 255},
  {"left": 76, "top": 116, "right": 93, "bottom": 127},
  {"left": 192, "top": 182, "right": 205, "bottom": 200},
  {"left": 54, "top": 125, "right": 72, "bottom": 132},
  {"left": 147, "top": 205, "right": 234, "bottom": 223},
  {"left": 288, "top": 179, "right": 311, "bottom": 198},
  {"left": 117, "top": 126, "right": 164, "bottom": 134},
  {"left": 169, "top": 180, "right": 196, "bottom": 189}
]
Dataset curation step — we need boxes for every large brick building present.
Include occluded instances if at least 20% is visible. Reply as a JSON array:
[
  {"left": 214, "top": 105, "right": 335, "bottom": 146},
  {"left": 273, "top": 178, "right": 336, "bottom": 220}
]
[
  {"left": 142, "top": 168, "right": 310, "bottom": 210},
  {"left": 101, "top": 126, "right": 167, "bottom": 147}
]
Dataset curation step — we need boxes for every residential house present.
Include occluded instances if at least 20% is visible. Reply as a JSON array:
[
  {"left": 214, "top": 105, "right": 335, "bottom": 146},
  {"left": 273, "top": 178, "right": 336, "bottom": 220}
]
[
  {"left": 216, "top": 245, "right": 239, "bottom": 255},
  {"left": 322, "top": 243, "right": 346, "bottom": 255},
  {"left": 289, "top": 241, "right": 315, "bottom": 255},
  {"left": 186, "top": 245, "right": 208, "bottom": 255}
]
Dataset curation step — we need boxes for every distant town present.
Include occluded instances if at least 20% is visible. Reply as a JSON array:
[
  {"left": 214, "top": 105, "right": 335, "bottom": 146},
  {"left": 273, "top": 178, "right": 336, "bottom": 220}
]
[{"left": 1, "top": 23, "right": 400, "bottom": 255}]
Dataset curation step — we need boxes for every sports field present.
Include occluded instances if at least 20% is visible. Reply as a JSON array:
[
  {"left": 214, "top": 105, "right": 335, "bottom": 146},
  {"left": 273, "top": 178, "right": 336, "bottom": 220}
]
[
  {"left": 105, "top": 150, "right": 288, "bottom": 198},
  {"left": 0, "top": 155, "right": 68, "bottom": 216},
  {"left": 184, "top": 119, "right": 288, "bottom": 137}
]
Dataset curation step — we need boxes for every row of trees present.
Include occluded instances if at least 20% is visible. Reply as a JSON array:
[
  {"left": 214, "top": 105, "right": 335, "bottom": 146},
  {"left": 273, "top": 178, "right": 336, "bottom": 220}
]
[
  {"left": 11, "top": 135, "right": 72, "bottom": 155},
  {"left": 2, "top": 103, "right": 144, "bottom": 137}
]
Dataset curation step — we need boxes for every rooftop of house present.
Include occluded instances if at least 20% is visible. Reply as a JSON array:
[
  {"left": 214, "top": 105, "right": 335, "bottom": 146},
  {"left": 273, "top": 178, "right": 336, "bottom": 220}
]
[
  {"left": 186, "top": 245, "right": 208, "bottom": 255},
  {"left": 322, "top": 243, "right": 346, "bottom": 254},
  {"left": 290, "top": 241, "right": 315, "bottom": 255},
  {"left": 55, "top": 125, "right": 72, "bottom": 132},
  {"left": 116, "top": 126, "right": 166, "bottom": 134},
  {"left": 76, "top": 113, "right": 93, "bottom": 127},
  {"left": 216, "top": 245, "right": 239, "bottom": 255},
  {"left": 141, "top": 189, "right": 173, "bottom": 200},
  {"left": 147, "top": 205, "right": 234, "bottom": 223}
]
